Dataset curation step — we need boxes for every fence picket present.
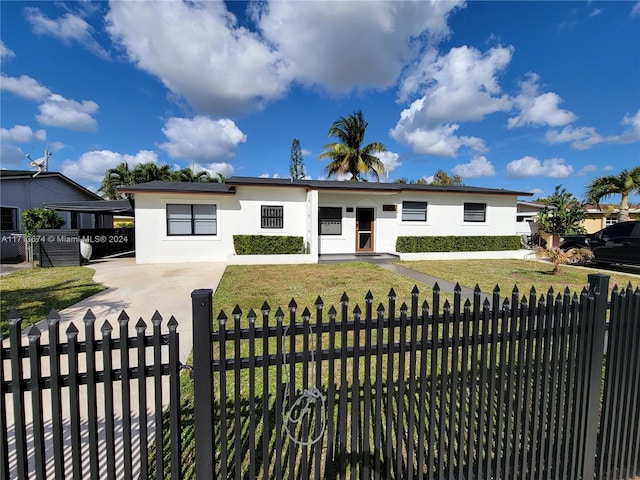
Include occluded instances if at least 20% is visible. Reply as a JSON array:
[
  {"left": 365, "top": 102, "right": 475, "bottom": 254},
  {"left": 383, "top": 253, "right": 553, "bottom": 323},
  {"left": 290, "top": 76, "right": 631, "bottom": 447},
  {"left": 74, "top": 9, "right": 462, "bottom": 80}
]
[
  {"left": 102, "top": 320, "right": 117, "bottom": 480},
  {"left": 47, "top": 309, "right": 65, "bottom": 479},
  {"left": 27, "top": 326, "right": 45, "bottom": 480},
  {"left": 118, "top": 311, "right": 133, "bottom": 480}
]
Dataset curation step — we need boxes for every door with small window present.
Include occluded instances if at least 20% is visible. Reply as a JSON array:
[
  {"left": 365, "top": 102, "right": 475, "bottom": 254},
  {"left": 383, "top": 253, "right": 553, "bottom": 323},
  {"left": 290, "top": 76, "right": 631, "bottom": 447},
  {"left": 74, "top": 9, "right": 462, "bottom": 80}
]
[{"left": 355, "top": 208, "right": 374, "bottom": 252}]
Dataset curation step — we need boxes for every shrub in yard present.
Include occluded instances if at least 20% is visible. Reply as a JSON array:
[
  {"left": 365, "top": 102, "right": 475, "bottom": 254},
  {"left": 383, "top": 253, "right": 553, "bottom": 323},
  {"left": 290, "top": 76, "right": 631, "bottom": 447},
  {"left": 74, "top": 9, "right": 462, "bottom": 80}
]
[
  {"left": 396, "top": 235, "right": 521, "bottom": 253},
  {"left": 233, "top": 235, "right": 305, "bottom": 255}
]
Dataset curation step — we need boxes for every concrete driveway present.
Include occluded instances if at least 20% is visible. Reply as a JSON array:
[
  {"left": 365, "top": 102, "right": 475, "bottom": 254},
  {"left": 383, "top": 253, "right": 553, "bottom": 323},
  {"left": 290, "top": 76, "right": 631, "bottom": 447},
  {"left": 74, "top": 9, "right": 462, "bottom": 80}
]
[
  {"left": 21, "top": 256, "right": 226, "bottom": 362},
  {"left": 4, "top": 256, "right": 227, "bottom": 478}
]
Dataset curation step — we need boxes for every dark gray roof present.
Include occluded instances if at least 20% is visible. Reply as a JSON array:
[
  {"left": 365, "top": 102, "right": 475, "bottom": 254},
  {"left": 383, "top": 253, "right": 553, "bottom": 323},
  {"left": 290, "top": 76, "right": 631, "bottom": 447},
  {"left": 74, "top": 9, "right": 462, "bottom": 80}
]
[
  {"left": 0, "top": 170, "right": 103, "bottom": 200},
  {"left": 118, "top": 181, "right": 235, "bottom": 194},
  {"left": 226, "top": 176, "right": 533, "bottom": 197},
  {"left": 43, "top": 200, "right": 134, "bottom": 216}
]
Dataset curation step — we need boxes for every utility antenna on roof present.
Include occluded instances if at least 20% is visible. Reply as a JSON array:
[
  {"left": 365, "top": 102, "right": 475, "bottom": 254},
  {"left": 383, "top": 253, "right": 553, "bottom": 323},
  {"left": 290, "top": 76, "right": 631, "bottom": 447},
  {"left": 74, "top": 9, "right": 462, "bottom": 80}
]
[{"left": 26, "top": 147, "right": 51, "bottom": 175}]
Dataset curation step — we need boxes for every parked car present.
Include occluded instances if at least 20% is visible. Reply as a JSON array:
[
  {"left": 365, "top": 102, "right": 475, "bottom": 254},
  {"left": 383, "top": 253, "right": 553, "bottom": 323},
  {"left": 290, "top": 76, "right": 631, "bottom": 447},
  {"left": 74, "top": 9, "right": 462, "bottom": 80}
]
[{"left": 560, "top": 221, "right": 640, "bottom": 266}]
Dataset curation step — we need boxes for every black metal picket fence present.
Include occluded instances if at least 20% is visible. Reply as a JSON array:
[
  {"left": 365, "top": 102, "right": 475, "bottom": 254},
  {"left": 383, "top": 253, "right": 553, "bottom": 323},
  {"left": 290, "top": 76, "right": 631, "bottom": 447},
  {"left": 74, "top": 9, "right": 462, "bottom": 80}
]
[
  {"left": 0, "top": 309, "right": 181, "bottom": 480},
  {"left": 191, "top": 274, "right": 640, "bottom": 480},
  {"left": 2, "top": 273, "right": 639, "bottom": 479}
]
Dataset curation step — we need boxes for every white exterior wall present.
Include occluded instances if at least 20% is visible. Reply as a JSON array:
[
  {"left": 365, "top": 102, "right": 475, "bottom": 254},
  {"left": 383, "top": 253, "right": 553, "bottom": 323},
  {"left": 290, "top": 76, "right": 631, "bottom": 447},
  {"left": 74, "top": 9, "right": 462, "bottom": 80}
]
[
  {"left": 133, "top": 185, "right": 520, "bottom": 264},
  {"left": 134, "top": 185, "right": 310, "bottom": 264},
  {"left": 317, "top": 191, "right": 400, "bottom": 255},
  {"left": 317, "top": 191, "right": 518, "bottom": 255}
]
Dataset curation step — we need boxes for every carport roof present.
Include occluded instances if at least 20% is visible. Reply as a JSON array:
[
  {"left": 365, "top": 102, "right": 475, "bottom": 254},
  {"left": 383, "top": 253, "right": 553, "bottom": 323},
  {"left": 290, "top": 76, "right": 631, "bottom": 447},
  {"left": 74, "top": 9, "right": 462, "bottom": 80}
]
[{"left": 44, "top": 199, "right": 135, "bottom": 216}]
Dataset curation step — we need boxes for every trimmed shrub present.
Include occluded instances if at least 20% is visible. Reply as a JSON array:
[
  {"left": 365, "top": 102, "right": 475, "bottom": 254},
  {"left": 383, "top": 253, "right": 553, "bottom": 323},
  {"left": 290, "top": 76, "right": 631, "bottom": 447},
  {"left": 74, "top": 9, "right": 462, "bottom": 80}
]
[
  {"left": 233, "top": 235, "right": 305, "bottom": 255},
  {"left": 396, "top": 235, "right": 521, "bottom": 253}
]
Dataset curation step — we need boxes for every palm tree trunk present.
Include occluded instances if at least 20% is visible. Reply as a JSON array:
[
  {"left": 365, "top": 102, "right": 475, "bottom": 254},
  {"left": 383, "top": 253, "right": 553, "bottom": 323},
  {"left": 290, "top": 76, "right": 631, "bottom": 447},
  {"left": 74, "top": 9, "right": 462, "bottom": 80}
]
[{"left": 619, "top": 193, "right": 630, "bottom": 222}]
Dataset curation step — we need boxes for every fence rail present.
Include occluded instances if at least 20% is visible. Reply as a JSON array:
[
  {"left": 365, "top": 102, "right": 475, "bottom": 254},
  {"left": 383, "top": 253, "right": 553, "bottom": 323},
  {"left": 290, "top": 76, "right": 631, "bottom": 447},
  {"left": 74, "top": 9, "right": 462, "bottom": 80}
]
[
  {"left": 3, "top": 274, "right": 640, "bottom": 480},
  {"left": 0, "top": 308, "right": 181, "bottom": 480},
  {"left": 192, "top": 274, "right": 640, "bottom": 480}
]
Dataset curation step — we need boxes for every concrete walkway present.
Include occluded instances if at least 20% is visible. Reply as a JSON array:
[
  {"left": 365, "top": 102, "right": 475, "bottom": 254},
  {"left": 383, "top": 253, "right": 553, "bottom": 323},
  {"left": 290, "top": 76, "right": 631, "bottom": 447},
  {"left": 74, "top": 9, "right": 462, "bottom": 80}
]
[
  {"left": 379, "top": 262, "right": 492, "bottom": 304},
  {"left": 4, "top": 257, "right": 226, "bottom": 479}
]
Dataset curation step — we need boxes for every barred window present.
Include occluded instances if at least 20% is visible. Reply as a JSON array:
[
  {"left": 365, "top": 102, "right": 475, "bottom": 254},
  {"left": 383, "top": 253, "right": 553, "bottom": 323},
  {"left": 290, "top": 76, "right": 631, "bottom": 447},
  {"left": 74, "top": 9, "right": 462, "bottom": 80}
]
[
  {"left": 167, "top": 204, "right": 217, "bottom": 235},
  {"left": 464, "top": 203, "right": 486, "bottom": 222},
  {"left": 261, "top": 205, "right": 283, "bottom": 229},
  {"left": 402, "top": 201, "right": 427, "bottom": 221},
  {"left": 319, "top": 207, "right": 342, "bottom": 235}
]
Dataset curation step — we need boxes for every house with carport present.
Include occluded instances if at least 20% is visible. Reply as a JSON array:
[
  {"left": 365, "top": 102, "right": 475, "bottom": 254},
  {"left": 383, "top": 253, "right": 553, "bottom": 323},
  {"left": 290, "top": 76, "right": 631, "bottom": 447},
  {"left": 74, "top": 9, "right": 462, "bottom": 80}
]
[{"left": 120, "top": 176, "right": 532, "bottom": 265}]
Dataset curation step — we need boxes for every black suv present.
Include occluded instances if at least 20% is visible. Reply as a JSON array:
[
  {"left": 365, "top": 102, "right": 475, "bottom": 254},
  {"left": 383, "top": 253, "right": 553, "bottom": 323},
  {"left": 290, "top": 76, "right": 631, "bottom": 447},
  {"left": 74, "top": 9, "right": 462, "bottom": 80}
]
[{"left": 561, "top": 221, "right": 640, "bottom": 266}]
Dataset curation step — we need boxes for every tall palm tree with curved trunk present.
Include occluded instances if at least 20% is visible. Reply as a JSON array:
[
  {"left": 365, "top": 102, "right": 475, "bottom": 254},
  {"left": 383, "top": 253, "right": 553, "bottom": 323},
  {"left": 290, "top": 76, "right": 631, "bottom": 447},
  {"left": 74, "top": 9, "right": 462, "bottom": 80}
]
[
  {"left": 320, "top": 110, "right": 387, "bottom": 181},
  {"left": 584, "top": 167, "right": 640, "bottom": 222}
]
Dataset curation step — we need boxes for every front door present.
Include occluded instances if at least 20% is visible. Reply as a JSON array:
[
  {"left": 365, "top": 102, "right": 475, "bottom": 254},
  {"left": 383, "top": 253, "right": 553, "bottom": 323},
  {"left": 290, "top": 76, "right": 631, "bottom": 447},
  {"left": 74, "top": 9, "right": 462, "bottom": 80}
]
[{"left": 356, "top": 208, "right": 374, "bottom": 252}]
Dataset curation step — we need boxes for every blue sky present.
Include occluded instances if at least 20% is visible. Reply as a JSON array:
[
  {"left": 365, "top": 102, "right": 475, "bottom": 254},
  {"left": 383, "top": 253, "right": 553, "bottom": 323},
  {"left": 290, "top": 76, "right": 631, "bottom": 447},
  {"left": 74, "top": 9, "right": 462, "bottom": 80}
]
[{"left": 1, "top": 1, "right": 639, "bottom": 201}]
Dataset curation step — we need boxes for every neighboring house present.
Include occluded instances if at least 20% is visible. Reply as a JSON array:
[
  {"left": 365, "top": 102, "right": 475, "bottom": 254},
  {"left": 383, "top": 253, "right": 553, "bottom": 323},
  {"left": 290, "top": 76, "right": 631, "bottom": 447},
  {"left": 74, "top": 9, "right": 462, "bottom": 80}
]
[
  {"left": 120, "top": 176, "right": 532, "bottom": 264},
  {"left": 0, "top": 170, "right": 114, "bottom": 260},
  {"left": 582, "top": 204, "right": 640, "bottom": 233},
  {"left": 516, "top": 200, "right": 544, "bottom": 236}
]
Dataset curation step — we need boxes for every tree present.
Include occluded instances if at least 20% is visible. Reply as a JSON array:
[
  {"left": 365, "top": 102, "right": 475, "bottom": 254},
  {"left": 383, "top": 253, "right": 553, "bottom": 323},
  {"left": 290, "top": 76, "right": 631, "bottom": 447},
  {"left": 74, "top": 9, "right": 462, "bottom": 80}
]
[
  {"left": 99, "top": 162, "right": 135, "bottom": 200},
  {"left": 537, "top": 185, "right": 587, "bottom": 237},
  {"left": 289, "top": 138, "right": 305, "bottom": 180},
  {"left": 430, "top": 169, "right": 463, "bottom": 186},
  {"left": 319, "top": 110, "right": 387, "bottom": 181},
  {"left": 22, "top": 208, "right": 65, "bottom": 236},
  {"left": 584, "top": 167, "right": 640, "bottom": 222},
  {"left": 98, "top": 162, "right": 222, "bottom": 200}
]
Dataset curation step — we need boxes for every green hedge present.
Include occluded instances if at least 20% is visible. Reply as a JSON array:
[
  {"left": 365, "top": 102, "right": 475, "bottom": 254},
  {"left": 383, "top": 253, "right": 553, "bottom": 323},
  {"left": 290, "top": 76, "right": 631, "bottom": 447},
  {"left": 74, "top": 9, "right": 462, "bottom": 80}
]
[
  {"left": 233, "top": 235, "right": 305, "bottom": 255},
  {"left": 396, "top": 235, "right": 521, "bottom": 253}
]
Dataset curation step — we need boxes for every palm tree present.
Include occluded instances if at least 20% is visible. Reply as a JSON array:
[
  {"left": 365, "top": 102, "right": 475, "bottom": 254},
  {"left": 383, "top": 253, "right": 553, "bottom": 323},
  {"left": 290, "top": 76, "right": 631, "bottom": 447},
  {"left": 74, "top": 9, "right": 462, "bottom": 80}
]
[
  {"left": 171, "top": 167, "right": 220, "bottom": 183},
  {"left": 319, "top": 110, "right": 387, "bottom": 181},
  {"left": 584, "top": 167, "right": 640, "bottom": 222},
  {"left": 133, "top": 163, "right": 172, "bottom": 184},
  {"left": 99, "top": 162, "right": 135, "bottom": 200}
]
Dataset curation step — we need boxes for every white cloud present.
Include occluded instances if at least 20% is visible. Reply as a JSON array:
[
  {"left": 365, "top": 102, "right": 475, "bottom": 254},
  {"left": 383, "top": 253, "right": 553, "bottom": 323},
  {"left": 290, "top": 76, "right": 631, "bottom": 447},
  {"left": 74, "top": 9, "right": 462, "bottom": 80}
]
[
  {"left": 1, "top": 125, "right": 46, "bottom": 143},
  {"left": 508, "top": 73, "right": 576, "bottom": 128},
  {"left": 107, "top": 1, "right": 289, "bottom": 116},
  {"left": 36, "top": 94, "right": 99, "bottom": 131},
  {"left": 0, "top": 144, "right": 26, "bottom": 167},
  {"left": 611, "top": 109, "right": 640, "bottom": 144},
  {"left": 545, "top": 109, "right": 640, "bottom": 149},
  {"left": 376, "top": 151, "right": 402, "bottom": 175},
  {"left": 545, "top": 125, "right": 604, "bottom": 149},
  {"left": 391, "top": 122, "right": 486, "bottom": 157},
  {"left": 256, "top": 1, "right": 463, "bottom": 93},
  {"left": 632, "top": 1, "right": 640, "bottom": 16},
  {"left": 259, "top": 172, "right": 282, "bottom": 179},
  {"left": 192, "top": 162, "right": 235, "bottom": 180},
  {"left": 398, "top": 45, "right": 513, "bottom": 121},
  {"left": 159, "top": 116, "right": 247, "bottom": 161},
  {"left": 0, "top": 74, "right": 51, "bottom": 101},
  {"left": 392, "top": 45, "right": 512, "bottom": 156},
  {"left": 1, "top": 41, "right": 15, "bottom": 61},
  {"left": 506, "top": 156, "right": 574, "bottom": 178},
  {"left": 576, "top": 165, "right": 598, "bottom": 176},
  {"left": 26, "top": 7, "right": 109, "bottom": 59},
  {"left": 452, "top": 155, "right": 496, "bottom": 178},
  {"left": 106, "top": 1, "right": 463, "bottom": 115},
  {"left": 61, "top": 150, "right": 159, "bottom": 185}
]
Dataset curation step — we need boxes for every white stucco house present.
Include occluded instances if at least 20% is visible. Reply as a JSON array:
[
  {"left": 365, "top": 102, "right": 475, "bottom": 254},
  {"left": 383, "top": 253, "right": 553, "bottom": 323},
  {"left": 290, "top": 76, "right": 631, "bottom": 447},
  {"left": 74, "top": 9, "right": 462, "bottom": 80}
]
[{"left": 120, "top": 176, "right": 533, "bottom": 265}]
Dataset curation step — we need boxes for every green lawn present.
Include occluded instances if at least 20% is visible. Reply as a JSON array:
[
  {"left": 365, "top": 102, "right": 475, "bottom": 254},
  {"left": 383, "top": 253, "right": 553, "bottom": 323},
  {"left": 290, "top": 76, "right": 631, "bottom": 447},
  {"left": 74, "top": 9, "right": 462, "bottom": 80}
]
[
  {"left": 398, "top": 258, "right": 639, "bottom": 297},
  {"left": 167, "top": 259, "right": 640, "bottom": 479},
  {"left": 0, "top": 266, "right": 105, "bottom": 336}
]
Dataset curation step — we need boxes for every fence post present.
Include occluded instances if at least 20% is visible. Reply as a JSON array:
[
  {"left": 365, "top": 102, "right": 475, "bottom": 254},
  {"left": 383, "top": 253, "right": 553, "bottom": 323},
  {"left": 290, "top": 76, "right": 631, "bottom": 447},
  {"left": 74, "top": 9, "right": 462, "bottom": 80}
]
[
  {"left": 192, "top": 289, "right": 215, "bottom": 480},
  {"left": 581, "top": 273, "right": 609, "bottom": 479}
]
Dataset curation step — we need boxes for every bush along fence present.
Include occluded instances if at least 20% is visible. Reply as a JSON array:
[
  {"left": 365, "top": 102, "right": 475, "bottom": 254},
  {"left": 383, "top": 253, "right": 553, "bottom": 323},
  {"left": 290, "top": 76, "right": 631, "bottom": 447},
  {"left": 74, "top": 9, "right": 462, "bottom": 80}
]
[
  {"left": 2, "top": 274, "right": 639, "bottom": 479},
  {"left": 191, "top": 274, "right": 640, "bottom": 480}
]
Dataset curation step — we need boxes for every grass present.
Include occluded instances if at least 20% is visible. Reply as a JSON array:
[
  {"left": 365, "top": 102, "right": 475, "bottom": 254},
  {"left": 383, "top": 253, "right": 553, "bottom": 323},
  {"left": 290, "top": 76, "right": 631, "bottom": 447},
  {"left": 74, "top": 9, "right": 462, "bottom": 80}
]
[
  {"left": 213, "top": 262, "right": 435, "bottom": 321},
  {"left": 397, "top": 258, "right": 640, "bottom": 297},
  {"left": 0, "top": 266, "right": 105, "bottom": 336}
]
